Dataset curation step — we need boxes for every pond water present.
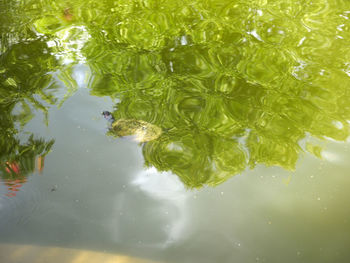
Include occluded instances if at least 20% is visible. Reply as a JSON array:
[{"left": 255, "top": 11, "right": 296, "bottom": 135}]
[{"left": 1, "top": 0, "right": 350, "bottom": 262}]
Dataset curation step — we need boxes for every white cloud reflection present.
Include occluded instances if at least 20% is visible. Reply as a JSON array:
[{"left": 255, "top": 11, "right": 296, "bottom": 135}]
[{"left": 131, "top": 167, "right": 190, "bottom": 247}]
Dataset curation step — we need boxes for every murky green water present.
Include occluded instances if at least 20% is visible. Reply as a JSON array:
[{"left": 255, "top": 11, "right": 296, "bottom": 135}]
[{"left": 1, "top": 0, "right": 350, "bottom": 262}]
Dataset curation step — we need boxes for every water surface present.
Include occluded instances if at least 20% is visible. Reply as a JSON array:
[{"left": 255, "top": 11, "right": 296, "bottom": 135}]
[{"left": 1, "top": 0, "right": 350, "bottom": 262}]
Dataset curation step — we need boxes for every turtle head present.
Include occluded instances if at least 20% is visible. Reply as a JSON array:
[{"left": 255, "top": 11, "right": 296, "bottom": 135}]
[{"left": 102, "top": 111, "right": 115, "bottom": 123}]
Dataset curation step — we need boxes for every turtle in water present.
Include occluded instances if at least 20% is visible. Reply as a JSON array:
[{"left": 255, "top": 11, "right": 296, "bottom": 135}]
[{"left": 102, "top": 111, "right": 162, "bottom": 143}]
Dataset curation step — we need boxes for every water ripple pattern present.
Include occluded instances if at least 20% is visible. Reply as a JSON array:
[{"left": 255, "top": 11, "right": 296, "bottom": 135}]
[{"left": 1, "top": 0, "right": 350, "bottom": 188}]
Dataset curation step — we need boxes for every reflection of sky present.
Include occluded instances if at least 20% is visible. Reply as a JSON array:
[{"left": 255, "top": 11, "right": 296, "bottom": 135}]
[
  {"left": 52, "top": 57, "right": 189, "bottom": 249},
  {"left": 106, "top": 166, "right": 192, "bottom": 248},
  {"left": 45, "top": 25, "right": 90, "bottom": 64},
  {"left": 1, "top": 68, "right": 350, "bottom": 263},
  {"left": 131, "top": 167, "right": 190, "bottom": 247}
]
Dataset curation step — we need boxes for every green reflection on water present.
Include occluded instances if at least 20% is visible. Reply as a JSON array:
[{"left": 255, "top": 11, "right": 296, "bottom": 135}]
[
  {"left": 0, "top": 33, "right": 55, "bottom": 195},
  {"left": 1, "top": 0, "right": 350, "bottom": 188}
]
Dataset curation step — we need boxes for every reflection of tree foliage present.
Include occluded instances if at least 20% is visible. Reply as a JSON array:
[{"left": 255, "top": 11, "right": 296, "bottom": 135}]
[
  {"left": 2, "top": 0, "right": 350, "bottom": 188},
  {"left": 0, "top": 135, "right": 54, "bottom": 177},
  {"left": 0, "top": 36, "right": 59, "bottom": 120},
  {"left": 0, "top": 3, "right": 60, "bottom": 194},
  {"left": 0, "top": 35, "right": 56, "bottom": 192},
  {"left": 0, "top": 0, "right": 93, "bottom": 195},
  {"left": 0, "top": 131, "right": 54, "bottom": 197},
  {"left": 1, "top": 0, "right": 81, "bottom": 111},
  {"left": 80, "top": 0, "right": 350, "bottom": 187}
]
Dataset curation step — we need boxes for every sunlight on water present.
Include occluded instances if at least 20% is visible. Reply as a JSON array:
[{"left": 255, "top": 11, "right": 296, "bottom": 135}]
[{"left": 0, "top": 244, "right": 159, "bottom": 263}]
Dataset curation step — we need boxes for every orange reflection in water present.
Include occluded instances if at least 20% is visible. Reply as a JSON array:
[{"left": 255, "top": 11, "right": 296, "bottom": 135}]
[
  {"left": 2, "top": 155, "right": 45, "bottom": 197},
  {"left": 4, "top": 176, "right": 27, "bottom": 197},
  {"left": 63, "top": 8, "right": 73, "bottom": 22}
]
